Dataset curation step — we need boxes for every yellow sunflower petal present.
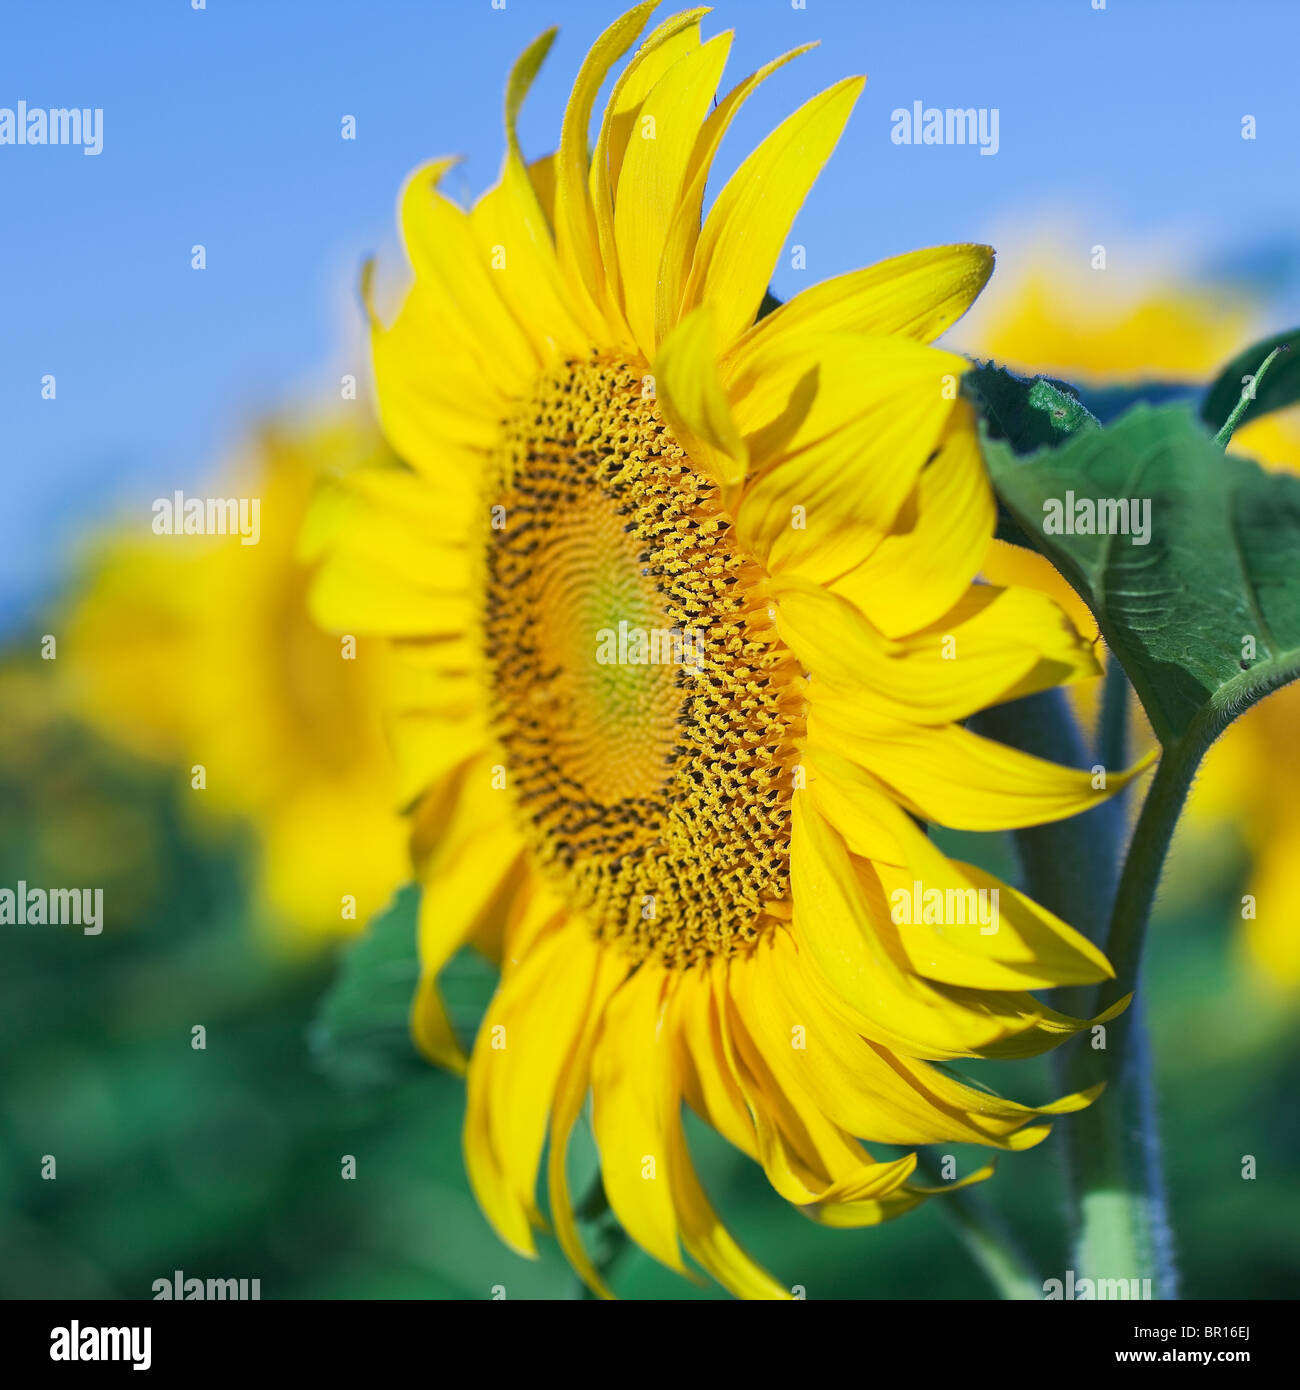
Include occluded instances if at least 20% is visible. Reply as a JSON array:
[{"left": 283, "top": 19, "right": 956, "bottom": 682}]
[
  {"left": 590, "top": 7, "right": 711, "bottom": 339},
  {"left": 546, "top": 946, "right": 631, "bottom": 1299},
  {"left": 981, "top": 536, "right": 1100, "bottom": 644},
  {"left": 412, "top": 778, "right": 525, "bottom": 1073},
  {"left": 742, "top": 933, "right": 1101, "bottom": 1147},
  {"left": 806, "top": 748, "right": 1114, "bottom": 989},
  {"left": 733, "top": 339, "right": 966, "bottom": 579},
  {"left": 654, "top": 41, "right": 818, "bottom": 346},
  {"left": 679, "top": 75, "right": 865, "bottom": 351},
  {"left": 654, "top": 305, "right": 748, "bottom": 486},
  {"left": 729, "top": 244, "right": 995, "bottom": 371},
  {"left": 614, "top": 30, "right": 733, "bottom": 356},
  {"left": 829, "top": 400, "right": 994, "bottom": 637},
  {"left": 464, "top": 918, "right": 597, "bottom": 1255},
  {"left": 553, "top": 1, "right": 659, "bottom": 331},
  {"left": 399, "top": 158, "right": 539, "bottom": 391},
  {"left": 469, "top": 27, "right": 591, "bottom": 354},
  {"left": 591, "top": 965, "right": 689, "bottom": 1274},
  {"left": 789, "top": 796, "right": 1104, "bottom": 1059},
  {"left": 665, "top": 1101, "right": 792, "bottom": 1300},
  {"left": 774, "top": 574, "right": 1099, "bottom": 724},
  {"left": 670, "top": 968, "right": 759, "bottom": 1161},
  {"left": 810, "top": 700, "right": 1153, "bottom": 831},
  {"left": 809, "top": 1166, "right": 996, "bottom": 1228},
  {"left": 724, "top": 975, "right": 921, "bottom": 1205}
]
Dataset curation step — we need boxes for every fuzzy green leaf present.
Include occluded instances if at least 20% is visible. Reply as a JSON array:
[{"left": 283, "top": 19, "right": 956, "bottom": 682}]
[
  {"left": 984, "top": 403, "right": 1300, "bottom": 747},
  {"left": 964, "top": 361, "right": 1099, "bottom": 454}
]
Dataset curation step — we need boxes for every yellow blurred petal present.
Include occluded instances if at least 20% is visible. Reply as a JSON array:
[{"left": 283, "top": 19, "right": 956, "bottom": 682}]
[
  {"left": 970, "top": 267, "right": 1248, "bottom": 381},
  {"left": 388, "top": 705, "right": 486, "bottom": 810},
  {"left": 412, "top": 788, "right": 524, "bottom": 1072},
  {"left": 399, "top": 157, "right": 539, "bottom": 391},
  {"left": 305, "top": 471, "right": 473, "bottom": 597},
  {"left": 368, "top": 280, "right": 505, "bottom": 487},
  {"left": 309, "top": 555, "right": 475, "bottom": 639},
  {"left": 1242, "top": 822, "right": 1300, "bottom": 992}
]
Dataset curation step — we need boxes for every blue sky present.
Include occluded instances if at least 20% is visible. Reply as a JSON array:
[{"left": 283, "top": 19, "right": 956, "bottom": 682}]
[{"left": 3, "top": 0, "right": 1299, "bottom": 629}]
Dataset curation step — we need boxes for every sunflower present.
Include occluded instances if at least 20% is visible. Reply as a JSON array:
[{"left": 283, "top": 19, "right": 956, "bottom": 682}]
[
  {"left": 311, "top": 4, "right": 1144, "bottom": 1297},
  {"left": 967, "top": 240, "right": 1300, "bottom": 993},
  {"left": 63, "top": 416, "right": 408, "bottom": 947}
]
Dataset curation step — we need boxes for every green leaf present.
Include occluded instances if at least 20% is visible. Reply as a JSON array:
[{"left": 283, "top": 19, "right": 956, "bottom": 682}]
[
  {"left": 963, "top": 361, "right": 1099, "bottom": 455},
  {"left": 984, "top": 403, "right": 1300, "bottom": 747},
  {"left": 1200, "top": 327, "right": 1300, "bottom": 435},
  {"left": 308, "top": 884, "right": 428, "bottom": 1093}
]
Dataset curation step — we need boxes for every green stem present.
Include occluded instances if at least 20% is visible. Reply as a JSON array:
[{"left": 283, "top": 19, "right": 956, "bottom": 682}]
[
  {"left": 1098, "top": 738, "right": 1201, "bottom": 1001},
  {"left": 1061, "top": 730, "right": 1207, "bottom": 1299},
  {"left": 1096, "top": 650, "right": 1131, "bottom": 775},
  {"left": 918, "top": 1153, "right": 1042, "bottom": 1300},
  {"left": 1213, "top": 343, "right": 1287, "bottom": 445}
]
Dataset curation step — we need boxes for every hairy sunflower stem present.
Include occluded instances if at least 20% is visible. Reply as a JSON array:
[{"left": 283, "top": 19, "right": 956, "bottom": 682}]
[
  {"left": 1096, "top": 651, "right": 1131, "bottom": 776},
  {"left": 1061, "top": 730, "right": 1206, "bottom": 1300},
  {"left": 918, "top": 1153, "right": 1042, "bottom": 1300}
]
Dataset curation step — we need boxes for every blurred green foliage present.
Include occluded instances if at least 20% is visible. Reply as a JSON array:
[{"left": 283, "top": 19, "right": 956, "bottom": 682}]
[{"left": 2, "top": 649, "right": 1297, "bottom": 1300}]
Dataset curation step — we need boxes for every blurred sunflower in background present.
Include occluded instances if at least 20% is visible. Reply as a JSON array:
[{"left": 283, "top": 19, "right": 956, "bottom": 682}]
[
  {"left": 964, "top": 243, "right": 1300, "bottom": 994},
  {"left": 307, "top": 3, "right": 1151, "bottom": 1299},
  {"left": 60, "top": 415, "right": 408, "bottom": 948}
]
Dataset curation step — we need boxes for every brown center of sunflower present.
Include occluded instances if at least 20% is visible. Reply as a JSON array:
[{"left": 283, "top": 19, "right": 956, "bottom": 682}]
[{"left": 483, "top": 353, "right": 804, "bottom": 968}]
